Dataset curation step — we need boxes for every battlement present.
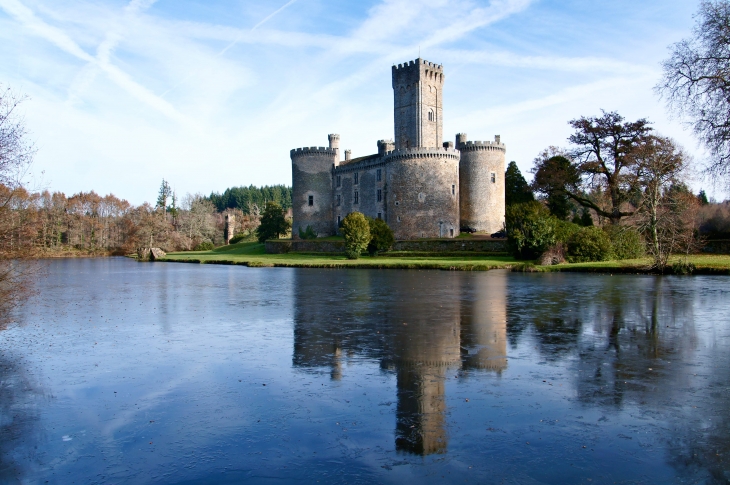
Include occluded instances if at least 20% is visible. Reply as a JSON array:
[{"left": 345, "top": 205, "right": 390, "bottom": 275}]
[
  {"left": 456, "top": 135, "right": 505, "bottom": 152},
  {"left": 384, "top": 146, "right": 460, "bottom": 162},
  {"left": 290, "top": 146, "right": 338, "bottom": 158},
  {"left": 458, "top": 141, "right": 506, "bottom": 152},
  {"left": 393, "top": 58, "right": 443, "bottom": 72},
  {"left": 392, "top": 58, "right": 444, "bottom": 89}
]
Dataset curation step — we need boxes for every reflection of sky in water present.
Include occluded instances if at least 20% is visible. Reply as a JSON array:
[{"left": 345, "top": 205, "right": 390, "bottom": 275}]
[{"left": 1, "top": 259, "right": 729, "bottom": 483}]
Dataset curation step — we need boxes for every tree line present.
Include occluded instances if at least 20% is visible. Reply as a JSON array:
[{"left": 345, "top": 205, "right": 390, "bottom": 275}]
[
  {"left": 0, "top": 182, "right": 283, "bottom": 257},
  {"left": 208, "top": 185, "right": 292, "bottom": 214}
]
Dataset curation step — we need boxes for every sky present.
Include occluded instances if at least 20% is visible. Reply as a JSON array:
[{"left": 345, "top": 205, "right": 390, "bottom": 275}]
[{"left": 0, "top": 0, "right": 723, "bottom": 205}]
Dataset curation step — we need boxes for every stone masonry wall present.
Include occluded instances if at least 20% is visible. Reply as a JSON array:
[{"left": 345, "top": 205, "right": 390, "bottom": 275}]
[
  {"left": 265, "top": 238, "right": 506, "bottom": 254},
  {"left": 333, "top": 154, "right": 388, "bottom": 230},
  {"left": 458, "top": 138, "right": 506, "bottom": 233},
  {"left": 291, "top": 146, "right": 337, "bottom": 238},
  {"left": 385, "top": 147, "right": 460, "bottom": 239}
]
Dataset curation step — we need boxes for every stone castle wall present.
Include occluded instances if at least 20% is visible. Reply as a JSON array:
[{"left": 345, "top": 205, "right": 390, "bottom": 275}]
[
  {"left": 291, "top": 146, "right": 337, "bottom": 238},
  {"left": 332, "top": 150, "right": 388, "bottom": 228},
  {"left": 458, "top": 137, "right": 506, "bottom": 233},
  {"left": 385, "top": 147, "right": 460, "bottom": 239}
]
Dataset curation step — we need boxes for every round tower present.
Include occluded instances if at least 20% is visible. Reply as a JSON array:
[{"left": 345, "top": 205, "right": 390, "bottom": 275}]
[
  {"left": 291, "top": 140, "right": 338, "bottom": 238},
  {"left": 457, "top": 135, "right": 506, "bottom": 234},
  {"left": 385, "top": 146, "right": 460, "bottom": 239}
]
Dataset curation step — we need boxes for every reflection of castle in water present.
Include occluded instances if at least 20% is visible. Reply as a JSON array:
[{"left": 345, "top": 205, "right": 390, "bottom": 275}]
[{"left": 292, "top": 270, "right": 507, "bottom": 455}]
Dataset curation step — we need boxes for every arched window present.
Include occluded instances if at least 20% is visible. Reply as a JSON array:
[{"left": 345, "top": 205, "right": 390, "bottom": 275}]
[{"left": 428, "top": 109, "right": 434, "bottom": 122}]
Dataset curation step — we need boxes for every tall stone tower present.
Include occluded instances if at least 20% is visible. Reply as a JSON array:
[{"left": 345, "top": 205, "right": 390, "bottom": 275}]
[{"left": 392, "top": 59, "right": 444, "bottom": 149}]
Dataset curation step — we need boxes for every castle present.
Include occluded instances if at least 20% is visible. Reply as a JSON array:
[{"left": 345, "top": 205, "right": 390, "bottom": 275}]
[{"left": 291, "top": 58, "right": 505, "bottom": 240}]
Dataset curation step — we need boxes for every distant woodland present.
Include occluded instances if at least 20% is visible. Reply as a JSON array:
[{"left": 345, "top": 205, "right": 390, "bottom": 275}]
[{"left": 1, "top": 182, "right": 293, "bottom": 256}]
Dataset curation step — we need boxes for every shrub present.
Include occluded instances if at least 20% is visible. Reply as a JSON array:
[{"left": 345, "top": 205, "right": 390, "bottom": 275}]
[
  {"left": 554, "top": 220, "right": 581, "bottom": 244},
  {"left": 341, "top": 212, "right": 370, "bottom": 259},
  {"left": 566, "top": 227, "right": 612, "bottom": 262},
  {"left": 193, "top": 241, "right": 214, "bottom": 251},
  {"left": 603, "top": 226, "right": 645, "bottom": 260},
  {"left": 367, "top": 218, "right": 395, "bottom": 256},
  {"left": 505, "top": 201, "right": 557, "bottom": 259},
  {"left": 298, "top": 225, "right": 317, "bottom": 240}
]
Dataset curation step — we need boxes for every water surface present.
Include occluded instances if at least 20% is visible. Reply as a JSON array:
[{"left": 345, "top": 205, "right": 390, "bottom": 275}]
[{"left": 1, "top": 258, "right": 729, "bottom": 484}]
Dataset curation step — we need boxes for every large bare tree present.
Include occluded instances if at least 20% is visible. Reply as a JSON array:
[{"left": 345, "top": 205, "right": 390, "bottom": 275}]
[
  {"left": 657, "top": 0, "right": 730, "bottom": 182},
  {"left": 0, "top": 85, "right": 38, "bottom": 321}
]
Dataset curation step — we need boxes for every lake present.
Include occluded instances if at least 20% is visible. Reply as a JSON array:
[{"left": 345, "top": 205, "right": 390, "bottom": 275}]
[{"left": 1, "top": 258, "right": 729, "bottom": 484}]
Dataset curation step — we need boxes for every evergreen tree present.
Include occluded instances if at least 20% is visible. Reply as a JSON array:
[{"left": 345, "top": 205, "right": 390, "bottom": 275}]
[
  {"left": 256, "top": 202, "right": 290, "bottom": 242},
  {"left": 156, "top": 179, "right": 172, "bottom": 212},
  {"left": 505, "top": 161, "right": 534, "bottom": 206}
]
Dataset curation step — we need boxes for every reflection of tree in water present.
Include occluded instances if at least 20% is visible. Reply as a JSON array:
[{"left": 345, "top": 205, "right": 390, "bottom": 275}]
[
  {"left": 0, "top": 354, "right": 44, "bottom": 482},
  {"left": 501, "top": 273, "right": 730, "bottom": 480},
  {"left": 292, "top": 270, "right": 508, "bottom": 456}
]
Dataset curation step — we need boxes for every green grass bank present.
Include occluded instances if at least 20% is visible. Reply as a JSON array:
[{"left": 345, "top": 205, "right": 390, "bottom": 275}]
[{"left": 158, "top": 242, "right": 730, "bottom": 274}]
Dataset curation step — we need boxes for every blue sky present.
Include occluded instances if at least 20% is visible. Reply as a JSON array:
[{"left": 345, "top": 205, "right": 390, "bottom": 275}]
[{"left": 0, "top": 0, "right": 719, "bottom": 204}]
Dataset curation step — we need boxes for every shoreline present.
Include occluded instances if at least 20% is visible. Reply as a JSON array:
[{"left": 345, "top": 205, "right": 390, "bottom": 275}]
[{"left": 156, "top": 243, "right": 730, "bottom": 275}]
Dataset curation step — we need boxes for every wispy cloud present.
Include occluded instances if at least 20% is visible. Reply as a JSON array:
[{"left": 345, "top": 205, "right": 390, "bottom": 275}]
[
  {"left": 0, "top": 0, "right": 191, "bottom": 125},
  {"left": 160, "top": 0, "right": 300, "bottom": 99}
]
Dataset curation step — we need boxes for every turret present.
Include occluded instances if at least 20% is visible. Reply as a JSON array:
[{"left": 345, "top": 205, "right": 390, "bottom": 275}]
[
  {"left": 377, "top": 139, "right": 395, "bottom": 156},
  {"left": 328, "top": 133, "right": 340, "bottom": 166},
  {"left": 458, "top": 134, "right": 506, "bottom": 233},
  {"left": 291, "top": 138, "right": 338, "bottom": 238},
  {"left": 392, "top": 59, "right": 444, "bottom": 150}
]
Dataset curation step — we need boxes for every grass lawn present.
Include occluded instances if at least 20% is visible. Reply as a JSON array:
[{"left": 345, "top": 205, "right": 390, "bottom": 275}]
[
  {"left": 162, "top": 242, "right": 516, "bottom": 270},
  {"left": 159, "top": 242, "right": 730, "bottom": 274}
]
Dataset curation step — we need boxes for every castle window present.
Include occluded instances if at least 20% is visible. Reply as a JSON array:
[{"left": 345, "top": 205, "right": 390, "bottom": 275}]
[
  {"left": 377, "top": 189, "right": 382, "bottom": 202},
  {"left": 395, "top": 201, "right": 399, "bottom": 206},
  {"left": 354, "top": 172, "right": 359, "bottom": 185},
  {"left": 336, "top": 175, "right": 341, "bottom": 187},
  {"left": 337, "top": 215, "right": 341, "bottom": 226},
  {"left": 397, "top": 216, "right": 401, "bottom": 222},
  {"left": 336, "top": 194, "right": 341, "bottom": 206},
  {"left": 308, "top": 195, "right": 313, "bottom": 206},
  {"left": 491, "top": 172, "right": 496, "bottom": 183},
  {"left": 450, "top": 229, "right": 454, "bottom": 237},
  {"left": 451, "top": 184, "right": 455, "bottom": 195},
  {"left": 377, "top": 212, "right": 382, "bottom": 220},
  {"left": 354, "top": 191, "right": 359, "bottom": 204},
  {"left": 428, "top": 109, "right": 434, "bottom": 122},
  {"left": 376, "top": 169, "right": 381, "bottom": 181}
]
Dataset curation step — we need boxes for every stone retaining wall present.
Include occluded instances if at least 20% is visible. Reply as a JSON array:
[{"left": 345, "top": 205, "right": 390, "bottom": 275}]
[
  {"left": 393, "top": 239, "right": 506, "bottom": 253},
  {"left": 265, "top": 240, "right": 346, "bottom": 254},
  {"left": 265, "top": 238, "right": 506, "bottom": 254}
]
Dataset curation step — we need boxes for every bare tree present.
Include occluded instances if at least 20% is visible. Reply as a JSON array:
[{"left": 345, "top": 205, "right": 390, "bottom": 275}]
[
  {"left": 657, "top": 0, "right": 730, "bottom": 182},
  {"left": 0, "top": 85, "right": 38, "bottom": 323},
  {"left": 635, "top": 137, "right": 699, "bottom": 271},
  {"left": 178, "top": 193, "right": 216, "bottom": 249}
]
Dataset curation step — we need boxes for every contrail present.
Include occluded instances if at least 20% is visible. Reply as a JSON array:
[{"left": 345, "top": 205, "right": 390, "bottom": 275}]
[{"left": 160, "top": 0, "right": 300, "bottom": 99}]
